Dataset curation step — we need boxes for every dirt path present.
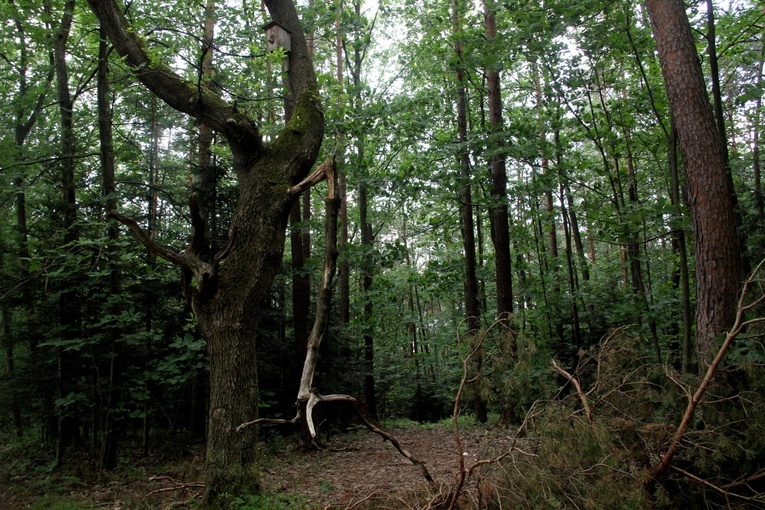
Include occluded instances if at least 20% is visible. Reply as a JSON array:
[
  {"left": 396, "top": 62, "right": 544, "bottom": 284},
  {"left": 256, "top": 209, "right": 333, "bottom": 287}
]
[
  {"left": 260, "top": 424, "right": 508, "bottom": 508},
  {"left": 0, "top": 423, "right": 514, "bottom": 509}
]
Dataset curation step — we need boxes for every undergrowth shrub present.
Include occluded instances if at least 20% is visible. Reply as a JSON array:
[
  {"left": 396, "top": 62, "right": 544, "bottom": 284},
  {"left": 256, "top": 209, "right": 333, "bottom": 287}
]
[{"left": 488, "top": 330, "right": 765, "bottom": 509}]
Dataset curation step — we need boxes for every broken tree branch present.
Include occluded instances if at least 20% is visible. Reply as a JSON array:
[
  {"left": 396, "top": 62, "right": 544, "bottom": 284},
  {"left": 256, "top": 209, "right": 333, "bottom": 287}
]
[
  {"left": 552, "top": 359, "right": 593, "bottom": 423},
  {"left": 448, "top": 320, "right": 504, "bottom": 510},
  {"left": 288, "top": 158, "right": 330, "bottom": 198},
  {"left": 646, "top": 258, "right": 765, "bottom": 483},
  {"left": 670, "top": 465, "right": 765, "bottom": 504},
  {"left": 235, "top": 158, "right": 435, "bottom": 486}
]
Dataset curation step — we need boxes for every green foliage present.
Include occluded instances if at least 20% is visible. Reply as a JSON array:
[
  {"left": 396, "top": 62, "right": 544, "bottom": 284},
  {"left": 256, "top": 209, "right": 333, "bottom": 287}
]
[
  {"left": 228, "top": 492, "right": 310, "bottom": 510},
  {"left": 1, "top": 0, "right": 764, "bottom": 506}
]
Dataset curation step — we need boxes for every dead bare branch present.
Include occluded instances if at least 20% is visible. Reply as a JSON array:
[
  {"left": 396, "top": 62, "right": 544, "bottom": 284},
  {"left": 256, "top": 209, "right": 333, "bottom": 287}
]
[
  {"left": 235, "top": 159, "right": 435, "bottom": 487},
  {"left": 552, "top": 359, "right": 593, "bottom": 423},
  {"left": 646, "top": 258, "right": 765, "bottom": 483},
  {"left": 447, "top": 319, "right": 509, "bottom": 510},
  {"left": 235, "top": 413, "right": 301, "bottom": 432},
  {"left": 670, "top": 465, "right": 765, "bottom": 504},
  {"left": 720, "top": 469, "right": 765, "bottom": 490},
  {"left": 288, "top": 158, "right": 330, "bottom": 197}
]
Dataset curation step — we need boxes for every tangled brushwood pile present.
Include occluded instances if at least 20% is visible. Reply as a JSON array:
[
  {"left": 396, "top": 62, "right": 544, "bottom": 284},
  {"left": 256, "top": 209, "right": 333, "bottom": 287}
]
[{"left": 475, "top": 328, "right": 765, "bottom": 510}]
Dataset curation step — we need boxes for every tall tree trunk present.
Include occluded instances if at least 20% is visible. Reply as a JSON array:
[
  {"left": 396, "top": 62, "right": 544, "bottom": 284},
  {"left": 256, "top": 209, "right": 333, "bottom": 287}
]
[
  {"left": 622, "top": 116, "right": 661, "bottom": 362},
  {"left": 754, "top": 40, "right": 765, "bottom": 224},
  {"left": 706, "top": 0, "right": 749, "bottom": 276},
  {"left": 559, "top": 188, "right": 581, "bottom": 350},
  {"left": 535, "top": 64, "right": 564, "bottom": 346},
  {"left": 97, "top": 27, "right": 122, "bottom": 472},
  {"left": 141, "top": 95, "right": 161, "bottom": 457},
  {"left": 564, "top": 181, "right": 589, "bottom": 282},
  {"left": 290, "top": 203, "right": 310, "bottom": 365},
  {"left": 7, "top": 2, "right": 52, "bottom": 437},
  {"left": 50, "top": 0, "right": 81, "bottom": 465},
  {"left": 452, "top": 0, "right": 486, "bottom": 423},
  {"left": 645, "top": 0, "right": 741, "bottom": 366},
  {"left": 402, "top": 215, "right": 423, "bottom": 421},
  {"left": 347, "top": 0, "right": 377, "bottom": 418},
  {"left": 359, "top": 166, "right": 377, "bottom": 417},
  {"left": 336, "top": 0, "right": 350, "bottom": 325},
  {"left": 668, "top": 115, "right": 693, "bottom": 372},
  {"left": 484, "top": 0, "right": 513, "bottom": 322}
]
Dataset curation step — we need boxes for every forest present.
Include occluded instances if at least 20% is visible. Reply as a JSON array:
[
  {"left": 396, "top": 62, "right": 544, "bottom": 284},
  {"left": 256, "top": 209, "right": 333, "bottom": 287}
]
[{"left": 1, "top": 0, "right": 764, "bottom": 508}]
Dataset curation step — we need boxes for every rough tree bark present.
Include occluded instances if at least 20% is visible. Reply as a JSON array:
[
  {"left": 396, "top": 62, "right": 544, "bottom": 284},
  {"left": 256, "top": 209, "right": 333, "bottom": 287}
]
[
  {"left": 644, "top": 0, "right": 741, "bottom": 366},
  {"left": 87, "top": 0, "right": 324, "bottom": 504}
]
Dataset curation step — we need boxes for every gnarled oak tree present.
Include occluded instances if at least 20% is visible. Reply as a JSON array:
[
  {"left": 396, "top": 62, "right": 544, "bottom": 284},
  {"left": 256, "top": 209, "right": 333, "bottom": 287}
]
[{"left": 86, "top": 0, "right": 324, "bottom": 504}]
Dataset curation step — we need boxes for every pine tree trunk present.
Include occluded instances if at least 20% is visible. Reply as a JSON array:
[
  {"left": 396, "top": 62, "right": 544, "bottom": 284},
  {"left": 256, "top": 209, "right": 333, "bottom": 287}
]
[
  {"left": 706, "top": 0, "right": 748, "bottom": 275},
  {"left": 645, "top": 0, "right": 741, "bottom": 366}
]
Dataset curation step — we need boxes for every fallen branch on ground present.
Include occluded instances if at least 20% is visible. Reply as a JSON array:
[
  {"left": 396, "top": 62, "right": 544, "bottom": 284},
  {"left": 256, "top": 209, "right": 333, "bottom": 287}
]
[{"left": 646, "top": 258, "right": 765, "bottom": 483}]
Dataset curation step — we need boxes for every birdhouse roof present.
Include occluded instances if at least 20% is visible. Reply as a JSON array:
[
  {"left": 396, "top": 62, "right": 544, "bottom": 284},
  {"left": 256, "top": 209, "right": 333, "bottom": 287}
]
[{"left": 262, "top": 21, "right": 292, "bottom": 34}]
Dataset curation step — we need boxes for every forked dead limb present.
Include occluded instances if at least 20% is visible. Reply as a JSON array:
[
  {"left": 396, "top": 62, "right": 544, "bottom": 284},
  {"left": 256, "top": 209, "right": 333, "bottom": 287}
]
[{"left": 237, "top": 159, "right": 434, "bottom": 486}]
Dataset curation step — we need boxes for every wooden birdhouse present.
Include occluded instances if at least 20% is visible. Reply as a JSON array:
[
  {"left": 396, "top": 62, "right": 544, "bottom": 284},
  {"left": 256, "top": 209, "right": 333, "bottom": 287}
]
[{"left": 263, "top": 21, "right": 291, "bottom": 71}]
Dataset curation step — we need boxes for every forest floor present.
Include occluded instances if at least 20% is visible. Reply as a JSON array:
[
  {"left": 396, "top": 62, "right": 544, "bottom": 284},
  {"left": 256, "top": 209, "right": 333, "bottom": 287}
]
[{"left": 0, "top": 419, "right": 516, "bottom": 509}]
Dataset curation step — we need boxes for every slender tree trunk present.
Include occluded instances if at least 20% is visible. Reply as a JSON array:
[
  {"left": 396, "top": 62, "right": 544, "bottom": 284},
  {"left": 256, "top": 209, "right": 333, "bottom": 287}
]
[
  {"left": 346, "top": 0, "right": 377, "bottom": 418},
  {"left": 564, "top": 182, "right": 589, "bottom": 282},
  {"left": 192, "top": 0, "right": 218, "bottom": 261},
  {"left": 402, "top": 216, "right": 423, "bottom": 421},
  {"left": 453, "top": 0, "right": 485, "bottom": 423},
  {"left": 50, "top": 0, "right": 81, "bottom": 465},
  {"left": 335, "top": 0, "right": 350, "bottom": 325},
  {"left": 668, "top": 116, "right": 693, "bottom": 372},
  {"left": 754, "top": 40, "right": 765, "bottom": 223},
  {"left": 559, "top": 188, "right": 582, "bottom": 350},
  {"left": 359, "top": 175, "right": 377, "bottom": 417},
  {"left": 7, "top": 2, "right": 52, "bottom": 437},
  {"left": 290, "top": 203, "right": 310, "bottom": 363},
  {"left": 142, "top": 96, "right": 161, "bottom": 457},
  {"left": 97, "top": 27, "right": 123, "bottom": 472},
  {"left": 622, "top": 117, "right": 661, "bottom": 362},
  {"left": 484, "top": 0, "right": 513, "bottom": 322},
  {"left": 536, "top": 65, "right": 564, "bottom": 346},
  {"left": 452, "top": 0, "right": 480, "bottom": 335},
  {"left": 645, "top": 0, "right": 741, "bottom": 366}
]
